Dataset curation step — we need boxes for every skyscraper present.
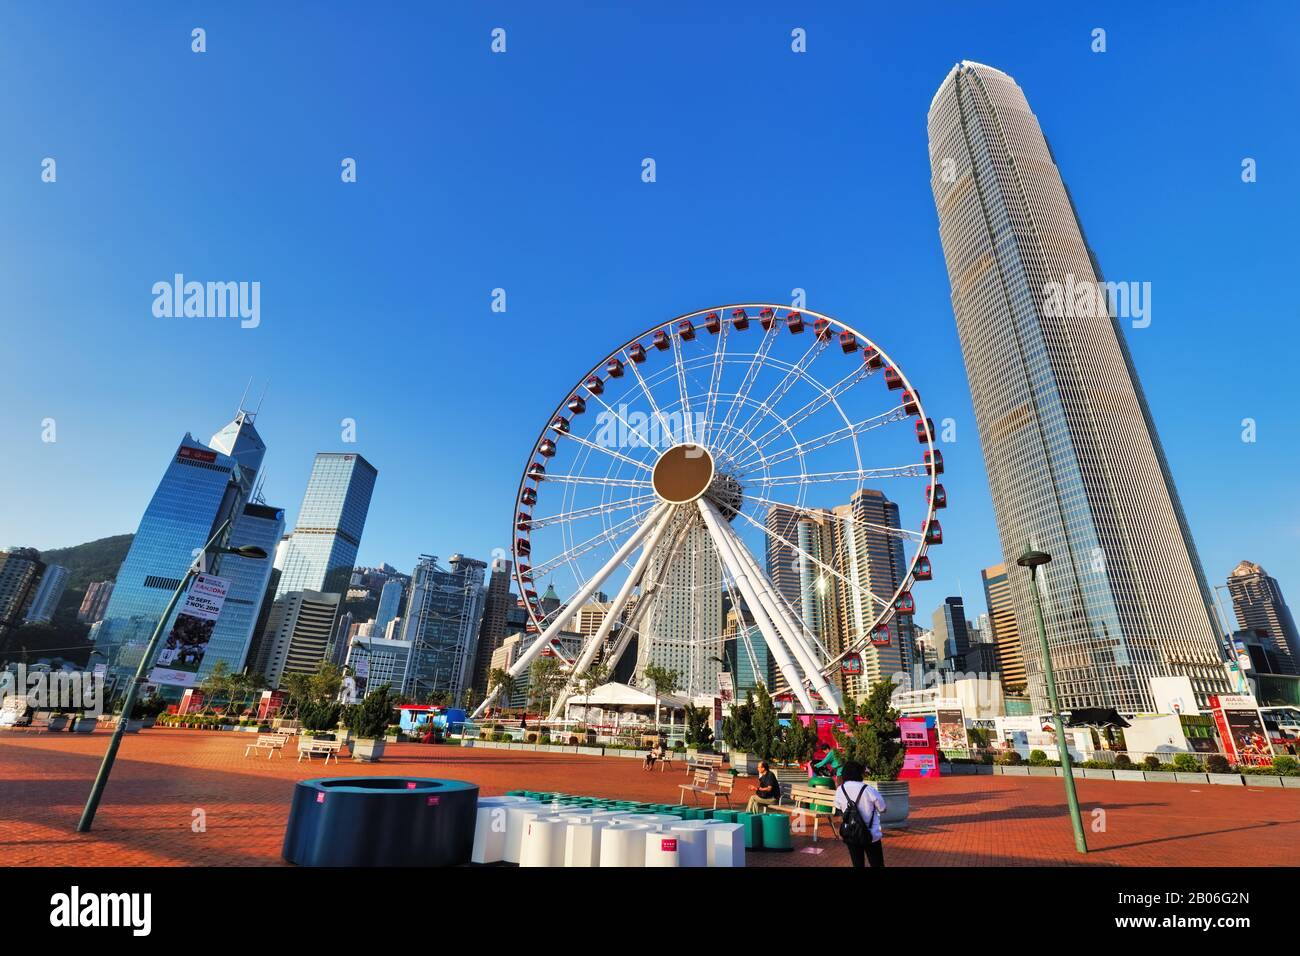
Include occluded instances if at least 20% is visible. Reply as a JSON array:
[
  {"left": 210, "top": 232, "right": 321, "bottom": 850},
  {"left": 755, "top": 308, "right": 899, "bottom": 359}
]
[
  {"left": 373, "top": 578, "right": 404, "bottom": 638},
  {"left": 23, "top": 564, "right": 69, "bottom": 625},
  {"left": 202, "top": 502, "right": 285, "bottom": 680},
  {"left": 928, "top": 61, "right": 1228, "bottom": 712},
  {"left": 94, "top": 411, "right": 265, "bottom": 684},
  {"left": 0, "top": 547, "right": 44, "bottom": 649},
  {"left": 830, "top": 488, "right": 912, "bottom": 696},
  {"left": 470, "top": 557, "right": 514, "bottom": 698},
  {"left": 275, "top": 453, "right": 378, "bottom": 598},
  {"left": 931, "top": 596, "right": 971, "bottom": 669},
  {"left": 982, "top": 562, "right": 1026, "bottom": 693},
  {"left": 638, "top": 511, "right": 723, "bottom": 697},
  {"left": 77, "top": 580, "right": 115, "bottom": 625},
  {"left": 254, "top": 589, "right": 342, "bottom": 687},
  {"left": 1226, "top": 561, "right": 1299, "bottom": 676},
  {"left": 400, "top": 554, "right": 487, "bottom": 702}
]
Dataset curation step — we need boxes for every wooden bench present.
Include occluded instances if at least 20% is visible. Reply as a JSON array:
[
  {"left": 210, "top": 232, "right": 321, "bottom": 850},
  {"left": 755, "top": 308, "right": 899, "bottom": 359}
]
[
  {"left": 297, "top": 737, "right": 344, "bottom": 764},
  {"left": 769, "top": 783, "right": 837, "bottom": 842},
  {"left": 685, "top": 752, "right": 724, "bottom": 774},
  {"left": 677, "top": 768, "right": 734, "bottom": 809},
  {"left": 244, "top": 733, "right": 288, "bottom": 759}
]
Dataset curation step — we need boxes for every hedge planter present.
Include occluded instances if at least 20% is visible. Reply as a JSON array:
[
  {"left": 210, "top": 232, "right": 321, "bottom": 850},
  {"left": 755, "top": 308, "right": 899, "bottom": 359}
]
[
  {"left": 1282, "top": 776, "right": 1300, "bottom": 789},
  {"left": 72, "top": 717, "right": 98, "bottom": 733},
  {"left": 1173, "top": 772, "right": 1209, "bottom": 784},
  {"left": 1112, "top": 769, "right": 1147, "bottom": 783},
  {"left": 730, "top": 752, "right": 758, "bottom": 775},
  {"left": 1027, "top": 766, "right": 1055, "bottom": 777},
  {"left": 1245, "top": 775, "right": 1284, "bottom": 788},
  {"left": 351, "top": 738, "right": 386, "bottom": 762},
  {"left": 877, "top": 781, "right": 910, "bottom": 827},
  {"left": 1082, "top": 769, "right": 1115, "bottom": 780},
  {"left": 576, "top": 746, "right": 603, "bottom": 756},
  {"left": 1001, "top": 766, "right": 1029, "bottom": 776}
]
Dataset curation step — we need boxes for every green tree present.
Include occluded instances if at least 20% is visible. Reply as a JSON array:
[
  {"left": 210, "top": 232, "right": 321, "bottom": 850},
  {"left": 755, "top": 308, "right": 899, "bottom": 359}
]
[
  {"left": 488, "top": 667, "right": 517, "bottom": 711},
  {"left": 684, "top": 704, "right": 714, "bottom": 750},
  {"left": 780, "top": 717, "right": 820, "bottom": 765},
  {"left": 307, "top": 662, "right": 344, "bottom": 704},
  {"left": 831, "top": 680, "right": 905, "bottom": 781},
  {"left": 750, "top": 683, "right": 781, "bottom": 761},
  {"left": 528, "top": 656, "right": 566, "bottom": 714},
  {"left": 642, "top": 663, "right": 679, "bottom": 729},
  {"left": 572, "top": 661, "right": 610, "bottom": 723},
  {"left": 344, "top": 683, "right": 398, "bottom": 740},
  {"left": 722, "top": 691, "right": 757, "bottom": 753},
  {"left": 199, "top": 661, "right": 234, "bottom": 711}
]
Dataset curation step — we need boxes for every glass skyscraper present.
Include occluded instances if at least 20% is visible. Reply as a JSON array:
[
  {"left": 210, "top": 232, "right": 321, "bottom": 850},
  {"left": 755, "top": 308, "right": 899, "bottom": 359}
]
[
  {"left": 399, "top": 554, "right": 486, "bottom": 702},
  {"left": 928, "top": 61, "right": 1228, "bottom": 712},
  {"left": 202, "top": 502, "right": 285, "bottom": 681},
  {"left": 275, "top": 453, "right": 378, "bottom": 598},
  {"left": 94, "top": 411, "right": 266, "bottom": 686}
]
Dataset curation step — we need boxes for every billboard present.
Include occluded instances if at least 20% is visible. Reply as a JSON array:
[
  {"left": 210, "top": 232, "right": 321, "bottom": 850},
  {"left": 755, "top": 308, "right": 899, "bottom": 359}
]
[
  {"left": 149, "top": 573, "right": 230, "bottom": 687},
  {"left": 1210, "top": 695, "right": 1273, "bottom": 766},
  {"left": 936, "top": 708, "right": 967, "bottom": 755}
]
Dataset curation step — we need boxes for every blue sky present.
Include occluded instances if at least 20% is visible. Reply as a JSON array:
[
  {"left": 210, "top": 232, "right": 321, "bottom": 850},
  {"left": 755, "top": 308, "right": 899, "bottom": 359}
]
[{"left": 2, "top": 1, "right": 1297, "bottom": 623}]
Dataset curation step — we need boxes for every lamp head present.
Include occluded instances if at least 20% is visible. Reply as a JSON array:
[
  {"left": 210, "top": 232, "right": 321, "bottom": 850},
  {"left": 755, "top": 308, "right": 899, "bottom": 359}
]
[{"left": 1016, "top": 549, "right": 1052, "bottom": 570}]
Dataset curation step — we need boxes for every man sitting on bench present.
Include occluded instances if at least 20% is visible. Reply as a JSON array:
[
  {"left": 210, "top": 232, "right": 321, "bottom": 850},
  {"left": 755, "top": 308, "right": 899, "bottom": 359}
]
[{"left": 744, "top": 760, "right": 781, "bottom": 813}]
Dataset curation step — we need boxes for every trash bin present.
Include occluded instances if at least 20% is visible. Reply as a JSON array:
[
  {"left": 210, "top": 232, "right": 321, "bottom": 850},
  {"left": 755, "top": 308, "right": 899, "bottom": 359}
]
[{"left": 282, "top": 777, "right": 479, "bottom": 867}]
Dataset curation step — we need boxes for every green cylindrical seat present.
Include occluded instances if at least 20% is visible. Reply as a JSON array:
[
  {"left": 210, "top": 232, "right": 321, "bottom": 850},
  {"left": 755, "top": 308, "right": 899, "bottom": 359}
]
[
  {"left": 713, "top": 809, "right": 738, "bottom": 823},
  {"left": 760, "top": 813, "right": 793, "bottom": 851},
  {"left": 737, "top": 812, "right": 763, "bottom": 849},
  {"left": 506, "top": 789, "right": 527, "bottom": 797}
]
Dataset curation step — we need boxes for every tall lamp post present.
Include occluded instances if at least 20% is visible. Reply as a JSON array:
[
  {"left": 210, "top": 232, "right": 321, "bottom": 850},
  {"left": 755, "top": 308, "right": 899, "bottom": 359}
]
[
  {"left": 77, "top": 518, "right": 267, "bottom": 833},
  {"left": 1017, "top": 547, "right": 1088, "bottom": 855}
]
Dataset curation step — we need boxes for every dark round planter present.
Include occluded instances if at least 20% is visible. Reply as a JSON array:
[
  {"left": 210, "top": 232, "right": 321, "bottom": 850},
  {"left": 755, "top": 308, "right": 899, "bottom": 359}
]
[{"left": 282, "top": 777, "right": 479, "bottom": 867}]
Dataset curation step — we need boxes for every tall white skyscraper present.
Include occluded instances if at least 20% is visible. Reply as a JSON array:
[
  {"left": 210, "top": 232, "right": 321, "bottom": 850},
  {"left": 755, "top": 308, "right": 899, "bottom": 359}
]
[{"left": 928, "top": 61, "right": 1228, "bottom": 712}]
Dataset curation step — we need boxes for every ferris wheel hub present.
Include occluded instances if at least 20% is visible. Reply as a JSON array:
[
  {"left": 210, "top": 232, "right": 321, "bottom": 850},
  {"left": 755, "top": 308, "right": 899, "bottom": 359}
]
[{"left": 651, "top": 443, "right": 715, "bottom": 504}]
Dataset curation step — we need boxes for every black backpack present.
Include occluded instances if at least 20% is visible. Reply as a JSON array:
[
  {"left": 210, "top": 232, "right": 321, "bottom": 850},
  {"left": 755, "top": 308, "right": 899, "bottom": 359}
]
[{"left": 838, "top": 784, "right": 876, "bottom": 847}]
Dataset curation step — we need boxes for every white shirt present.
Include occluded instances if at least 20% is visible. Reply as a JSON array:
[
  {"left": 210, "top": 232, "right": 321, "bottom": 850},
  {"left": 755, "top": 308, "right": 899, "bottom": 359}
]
[{"left": 833, "top": 781, "right": 886, "bottom": 842}]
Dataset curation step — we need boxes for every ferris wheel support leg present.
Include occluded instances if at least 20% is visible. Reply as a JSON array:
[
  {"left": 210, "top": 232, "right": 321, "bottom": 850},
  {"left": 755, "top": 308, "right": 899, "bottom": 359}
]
[
  {"left": 471, "top": 502, "right": 670, "bottom": 720},
  {"left": 711, "top": 508, "right": 843, "bottom": 711},
  {"left": 546, "top": 505, "right": 678, "bottom": 721},
  {"left": 697, "top": 500, "right": 818, "bottom": 713}
]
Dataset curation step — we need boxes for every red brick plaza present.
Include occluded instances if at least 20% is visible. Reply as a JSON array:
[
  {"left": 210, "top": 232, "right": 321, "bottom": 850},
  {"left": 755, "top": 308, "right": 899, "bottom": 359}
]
[{"left": 3, "top": 729, "right": 1298, "bottom": 867}]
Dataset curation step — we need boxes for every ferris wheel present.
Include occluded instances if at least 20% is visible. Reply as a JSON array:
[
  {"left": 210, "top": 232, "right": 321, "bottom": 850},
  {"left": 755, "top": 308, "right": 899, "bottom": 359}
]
[{"left": 473, "top": 304, "right": 943, "bottom": 719}]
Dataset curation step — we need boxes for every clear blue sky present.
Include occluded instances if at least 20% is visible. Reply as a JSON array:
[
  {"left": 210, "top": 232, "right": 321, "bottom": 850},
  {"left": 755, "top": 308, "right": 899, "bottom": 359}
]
[{"left": 2, "top": 1, "right": 1297, "bottom": 623}]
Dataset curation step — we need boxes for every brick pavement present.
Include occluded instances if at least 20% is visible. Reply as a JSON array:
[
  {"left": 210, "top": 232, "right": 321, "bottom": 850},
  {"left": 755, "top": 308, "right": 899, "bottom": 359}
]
[{"left": 2, "top": 728, "right": 1297, "bottom": 867}]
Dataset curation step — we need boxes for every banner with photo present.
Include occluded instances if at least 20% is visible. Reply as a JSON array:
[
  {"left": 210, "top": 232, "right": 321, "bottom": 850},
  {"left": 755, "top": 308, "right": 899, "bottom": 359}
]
[{"left": 149, "top": 573, "right": 230, "bottom": 687}]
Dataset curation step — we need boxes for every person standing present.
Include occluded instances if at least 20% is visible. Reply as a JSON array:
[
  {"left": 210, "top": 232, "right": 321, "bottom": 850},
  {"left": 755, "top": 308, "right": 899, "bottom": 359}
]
[
  {"left": 745, "top": 760, "right": 781, "bottom": 813},
  {"left": 834, "top": 760, "right": 887, "bottom": 867}
]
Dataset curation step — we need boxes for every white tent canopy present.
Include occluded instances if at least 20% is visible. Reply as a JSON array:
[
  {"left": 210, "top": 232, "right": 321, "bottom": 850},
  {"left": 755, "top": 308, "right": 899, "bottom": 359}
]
[{"left": 563, "top": 681, "right": 689, "bottom": 722}]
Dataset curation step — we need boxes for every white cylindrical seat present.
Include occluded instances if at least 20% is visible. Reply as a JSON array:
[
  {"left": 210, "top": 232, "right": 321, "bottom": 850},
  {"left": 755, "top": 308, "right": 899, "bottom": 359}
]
[
  {"left": 667, "top": 825, "right": 708, "bottom": 867},
  {"left": 504, "top": 805, "right": 547, "bottom": 864},
  {"left": 520, "top": 815, "right": 568, "bottom": 867},
  {"left": 598, "top": 823, "right": 651, "bottom": 867},
  {"left": 644, "top": 830, "right": 682, "bottom": 867},
  {"left": 611, "top": 813, "right": 683, "bottom": 830},
  {"left": 703, "top": 822, "right": 746, "bottom": 868},
  {"left": 564, "top": 818, "right": 608, "bottom": 867}
]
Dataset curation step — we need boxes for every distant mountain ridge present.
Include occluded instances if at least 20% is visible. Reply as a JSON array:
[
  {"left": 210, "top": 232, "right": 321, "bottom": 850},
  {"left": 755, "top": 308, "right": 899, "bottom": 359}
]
[{"left": 40, "top": 534, "right": 134, "bottom": 593}]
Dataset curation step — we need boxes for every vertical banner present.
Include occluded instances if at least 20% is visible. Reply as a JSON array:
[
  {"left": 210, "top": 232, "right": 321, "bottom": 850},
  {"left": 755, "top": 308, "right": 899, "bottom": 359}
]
[
  {"left": 1211, "top": 694, "right": 1274, "bottom": 766},
  {"left": 936, "top": 707, "right": 968, "bottom": 757},
  {"left": 149, "top": 573, "right": 230, "bottom": 687},
  {"left": 717, "top": 671, "right": 734, "bottom": 703}
]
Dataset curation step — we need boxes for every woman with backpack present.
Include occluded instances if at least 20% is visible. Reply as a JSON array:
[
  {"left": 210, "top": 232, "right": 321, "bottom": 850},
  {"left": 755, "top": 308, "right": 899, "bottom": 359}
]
[{"left": 833, "top": 760, "right": 887, "bottom": 868}]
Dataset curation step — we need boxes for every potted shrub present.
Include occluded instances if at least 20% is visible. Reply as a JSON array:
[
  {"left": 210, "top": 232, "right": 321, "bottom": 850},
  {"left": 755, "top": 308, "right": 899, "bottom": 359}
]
[
  {"left": 832, "top": 680, "right": 910, "bottom": 825},
  {"left": 722, "top": 692, "right": 759, "bottom": 774},
  {"left": 684, "top": 704, "right": 714, "bottom": 756},
  {"left": 345, "top": 684, "right": 397, "bottom": 762}
]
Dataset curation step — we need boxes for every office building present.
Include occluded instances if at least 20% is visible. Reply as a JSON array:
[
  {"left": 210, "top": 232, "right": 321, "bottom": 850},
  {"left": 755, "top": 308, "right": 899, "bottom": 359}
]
[
  {"left": 470, "top": 557, "right": 515, "bottom": 697},
  {"left": 77, "top": 581, "right": 115, "bottom": 625},
  {"left": 932, "top": 597, "right": 971, "bottom": 669},
  {"left": 275, "top": 453, "right": 378, "bottom": 598},
  {"left": 23, "top": 564, "right": 69, "bottom": 625},
  {"left": 982, "top": 563, "right": 1025, "bottom": 693},
  {"left": 400, "top": 554, "right": 487, "bottom": 702},
  {"left": 0, "top": 547, "right": 45, "bottom": 648},
  {"left": 373, "top": 578, "right": 404, "bottom": 638},
  {"left": 346, "top": 636, "right": 414, "bottom": 693},
  {"left": 201, "top": 502, "right": 285, "bottom": 680},
  {"left": 94, "top": 411, "right": 265, "bottom": 684},
  {"left": 928, "top": 61, "right": 1228, "bottom": 711},
  {"left": 254, "top": 590, "right": 341, "bottom": 687},
  {"left": 1226, "top": 561, "right": 1299, "bottom": 676}
]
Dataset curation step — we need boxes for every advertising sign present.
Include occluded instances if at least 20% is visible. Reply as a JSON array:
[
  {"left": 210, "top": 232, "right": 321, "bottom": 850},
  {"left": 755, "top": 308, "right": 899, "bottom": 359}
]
[
  {"left": 717, "top": 671, "right": 734, "bottom": 702},
  {"left": 936, "top": 707, "right": 967, "bottom": 755},
  {"left": 149, "top": 573, "right": 230, "bottom": 687},
  {"left": 1211, "top": 695, "right": 1273, "bottom": 766},
  {"left": 899, "top": 716, "right": 931, "bottom": 748}
]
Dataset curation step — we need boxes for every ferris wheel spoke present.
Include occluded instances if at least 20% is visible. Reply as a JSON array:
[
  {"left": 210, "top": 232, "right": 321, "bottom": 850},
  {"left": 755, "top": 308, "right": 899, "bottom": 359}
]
[
  {"left": 603, "top": 512, "right": 695, "bottom": 673},
  {"left": 539, "top": 473, "right": 652, "bottom": 489},
  {"left": 525, "top": 494, "right": 659, "bottom": 531},
  {"left": 702, "top": 321, "right": 729, "bottom": 447},
  {"left": 623, "top": 346, "right": 680, "bottom": 449},
  {"left": 670, "top": 326, "right": 698, "bottom": 444},
  {"left": 715, "top": 323, "right": 780, "bottom": 453},
  {"left": 558, "top": 430, "right": 655, "bottom": 473},
  {"left": 528, "top": 511, "right": 648, "bottom": 579},
  {"left": 745, "top": 491, "right": 925, "bottom": 544},
  {"left": 731, "top": 504, "right": 894, "bottom": 613},
  {"left": 746, "top": 465, "right": 928, "bottom": 488},
  {"left": 717, "top": 335, "right": 829, "bottom": 460},
  {"left": 584, "top": 387, "right": 664, "bottom": 456},
  {"left": 735, "top": 405, "right": 910, "bottom": 475},
  {"left": 743, "top": 364, "right": 870, "bottom": 457}
]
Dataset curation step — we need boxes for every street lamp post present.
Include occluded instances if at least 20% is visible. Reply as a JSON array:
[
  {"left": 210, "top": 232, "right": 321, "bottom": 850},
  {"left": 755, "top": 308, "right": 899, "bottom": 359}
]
[
  {"left": 1017, "top": 547, "right": 1088, "bottom": 855},
  {"left": 76, "top": 518, "right": 267, "bottom": 833}
]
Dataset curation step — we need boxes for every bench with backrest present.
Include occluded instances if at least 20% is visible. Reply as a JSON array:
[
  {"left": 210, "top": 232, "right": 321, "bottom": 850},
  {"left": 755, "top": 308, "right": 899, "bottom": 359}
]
[
  {"left": 685, "top": 752, "right": 724, "bottom": 773},
  {"left": 677, "top": 768, "right": 734, "bottom": 809},
  {"left": 244, "top": 733, "right": 288, "bottom": 759},
  {"left": 769, "top": 782, "right": 837, "bottom": 841},
  {"left": 297, "top": 736, "right": 344, "bottom": 764}
]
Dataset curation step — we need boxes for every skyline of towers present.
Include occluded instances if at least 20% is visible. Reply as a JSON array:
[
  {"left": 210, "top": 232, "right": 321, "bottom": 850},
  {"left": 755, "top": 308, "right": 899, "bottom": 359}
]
[
  {"left": 275, "top": 452, "right": 378, "bottom": 598},
  {"left": 399, "top": 553, "right": 487, "bottom": 702},
  {"left": 928, "top": 60, "right": 1229, "bottom": 713}
]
